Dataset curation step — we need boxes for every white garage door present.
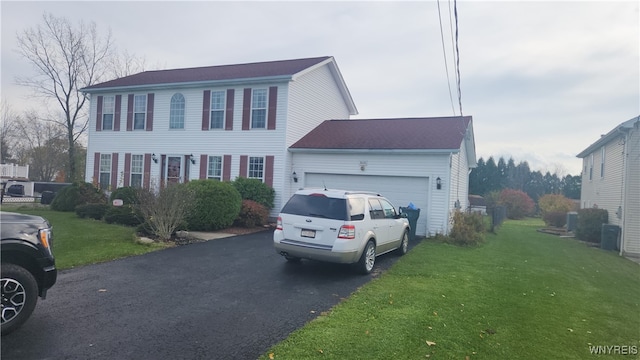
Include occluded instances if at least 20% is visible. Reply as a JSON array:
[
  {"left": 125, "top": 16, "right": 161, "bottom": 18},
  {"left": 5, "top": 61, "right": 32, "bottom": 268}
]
[{"left": 305, "top": 173, "right": 429, "bottom": 236}]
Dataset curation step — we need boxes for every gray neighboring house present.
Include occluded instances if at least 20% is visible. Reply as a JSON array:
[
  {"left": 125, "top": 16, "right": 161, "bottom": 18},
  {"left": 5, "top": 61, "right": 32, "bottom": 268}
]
[{"left": 577, "top": 116, "right": 640, "bottom": 258}]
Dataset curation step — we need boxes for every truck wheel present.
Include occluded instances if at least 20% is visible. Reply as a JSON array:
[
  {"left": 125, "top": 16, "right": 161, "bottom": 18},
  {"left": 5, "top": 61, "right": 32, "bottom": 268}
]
[{"left": 1, "top": 264, "right": 39, "bottom": 335}]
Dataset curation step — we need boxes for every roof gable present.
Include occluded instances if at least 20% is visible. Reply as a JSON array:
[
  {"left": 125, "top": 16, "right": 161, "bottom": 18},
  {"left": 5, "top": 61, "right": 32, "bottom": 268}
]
[
  {"left": 290, "top": 116, "right": 472, "bottom": 151},
  {"left": 576, "top": 115, "right": 640, "bottom": 158},
  {"left": 83, "top": 56, "right": 332, "bottom": 91}
]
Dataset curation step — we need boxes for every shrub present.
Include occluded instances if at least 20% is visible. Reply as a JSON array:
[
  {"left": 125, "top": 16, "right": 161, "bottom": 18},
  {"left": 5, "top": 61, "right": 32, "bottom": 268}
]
[
  {"left": 51, "top": 182, "right": 106, "bottom": 212},
  {"left": 575, "top": 208, "right": 608, "bottom": 243},
  {"left": 109, "top": 187, "right": 139, "bottom": 205},
  {"left": 232, "top": 177, "right": 275, "bottom": 209},
  {"left": 185, "top": 180, "right": 242, "bottom": 231},
  {"left": 136, "top": 183, "right": 194, "bottom": 241},
  {"left": 539, "top": 194, "right": 574, "bottom": 216},
  {"left": 499, "top": 189, "right": 535, "bottom": 219},
  {"left": 447, "top": 210, "right": 485, "bottom": 246},
  {"left": 75, "top": 203, "right": 109, "bottom": 220},
  {"left": 104, "top": 205, "right": 142, "bottom": 226},
  {"left": 543, "top": 211, "right": 567, "bottom": 227},
  {"left": 234, "top": 200, "right": 269, "bottom": 228}
]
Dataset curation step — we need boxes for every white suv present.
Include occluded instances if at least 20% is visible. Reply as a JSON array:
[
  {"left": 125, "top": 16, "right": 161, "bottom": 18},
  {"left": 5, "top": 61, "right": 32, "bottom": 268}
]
[{"left": 273, "top": 189, "right": 411, "bottom": 274}]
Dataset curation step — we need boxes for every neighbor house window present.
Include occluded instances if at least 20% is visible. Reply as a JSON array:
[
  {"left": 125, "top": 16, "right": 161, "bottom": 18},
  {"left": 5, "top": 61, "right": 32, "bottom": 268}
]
[
  {"left": 169, "top": 93, "right": 185, "bottom": 129},
  {"left": 210, "top": 91, "right": 225, "bottom": 129},
  {"left": 251, "top": 89, "right": 267, "bottom": 128},
  {"left": 102, "top": 96, "right": 115, "bottom": 130},
  {"left": 248, "top": 156, "right": 264, "bottom": 180},
  {"left": 600, "top": 147, "right": 605, "bottom": 178},
  {"left": 207, "top": 156, "right": 222, "bottom": 180},
  {"left": 133, "top": 94, "right": 147, "bottom": 130},
  {"left": 99, "top": 154, "right": 111, "bottom": 190},
  {"left": 130, "top": 154, "right": 143, "bottom": 188},
  {"left": 589, "top": 154, "right": 594, "bottom": 180}
]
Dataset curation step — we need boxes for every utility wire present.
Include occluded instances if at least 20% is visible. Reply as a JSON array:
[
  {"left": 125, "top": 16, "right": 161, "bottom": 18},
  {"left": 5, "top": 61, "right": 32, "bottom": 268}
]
[
  {"left": 454, "top": 0, "right": 463, "bottom": 116},
  {"left": 437, "top": 0, "right": 456, "bottom": 115}
]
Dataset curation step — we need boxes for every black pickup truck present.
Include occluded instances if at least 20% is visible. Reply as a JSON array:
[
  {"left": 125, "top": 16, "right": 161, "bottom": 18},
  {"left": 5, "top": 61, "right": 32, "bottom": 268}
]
[{"left": 1, "top": 211, "right": 57, "bottom": 335}]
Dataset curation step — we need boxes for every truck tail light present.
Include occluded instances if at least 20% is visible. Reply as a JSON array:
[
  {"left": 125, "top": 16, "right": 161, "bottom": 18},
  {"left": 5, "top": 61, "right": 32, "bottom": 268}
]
[
  {"left": 276, "top": 216, "right": 283, "bottom": 230},
  {"left": 338, "top": 225, "right": 355, "bottom": 239}
]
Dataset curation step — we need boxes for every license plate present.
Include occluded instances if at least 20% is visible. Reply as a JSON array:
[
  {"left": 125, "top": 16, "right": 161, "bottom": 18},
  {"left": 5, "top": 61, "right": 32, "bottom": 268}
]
[{"left": 301, "top": 229, "right": 316, "bottom": 238}]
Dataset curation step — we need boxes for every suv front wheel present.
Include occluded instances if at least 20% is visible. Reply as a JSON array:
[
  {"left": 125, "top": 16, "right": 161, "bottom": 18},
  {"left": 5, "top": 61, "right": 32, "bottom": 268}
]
[
  {"left": 356, "top": 240, "right": 376, "bottom": 275},
  {"left": 1, "top": 264, "right": 39, "bottom": 335}
]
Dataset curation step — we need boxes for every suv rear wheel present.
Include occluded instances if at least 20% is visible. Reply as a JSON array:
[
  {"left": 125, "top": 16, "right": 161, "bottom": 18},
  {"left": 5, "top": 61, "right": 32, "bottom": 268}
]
[
  {"left": 1, "top": 264, "right": 39, "bottom": 335},
  {"left": 356, "top": 240, "right": 376, "bottom": 275}
]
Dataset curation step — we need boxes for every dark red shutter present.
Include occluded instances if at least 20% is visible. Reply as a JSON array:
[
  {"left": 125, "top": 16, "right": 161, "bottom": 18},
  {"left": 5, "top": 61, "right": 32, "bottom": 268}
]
[
  {"left": 265, "top": 155, "right": 274, "bottom": 187},
  {"left": 202, "top": 90, "right": 211, "bottom": 130},
  {"left": 223, "top": 155, "right": 232, "bottom": 181},
  {"left": 93, "top": 153, "right": 100, "bottom": 186},
  {"left": 123, "top": 153, "right": 131, "bottom": 187},
  {"left": 114, "top": 95, "right": 122, "bottom": 131},
  {"left": 160, "top": 155, "right": 166, "bottom": 189},
  {"left": 200, "top": 155, "right": 207, "bottom": 179},
  {"left": 268, "top": 87, "right": 277, "bottom": 130},
  {"left": 183, "top": 155, "right": 190, "bottom": 183},
  {"left": 146, "top": 93, "right": 154, "bottom": 131},
  {"left": 111, "top": 153, "right": 119, "bottom": 190},
  {"left": 239, "top": 155, "right": 248, "bottom": 177},
  {"left": 242, "top": 88, "right": 251, "bottom": 130},
  {"left": 126, "top": 94, "right": 134, "bottom": 131},
  {"left": 96, "top": 96, "right": 103, "bottom": 131},
  {"left": 225, "top": 89, "right": 234, "bottom": 130},
  {"left": 143, "top": 154, "right": 151, "bottom": 189}
]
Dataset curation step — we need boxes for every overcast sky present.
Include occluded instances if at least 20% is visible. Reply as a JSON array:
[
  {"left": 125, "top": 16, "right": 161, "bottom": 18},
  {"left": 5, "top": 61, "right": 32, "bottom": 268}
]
[{"left": 2, "top": 0, "right": 639, "bottom": 176}]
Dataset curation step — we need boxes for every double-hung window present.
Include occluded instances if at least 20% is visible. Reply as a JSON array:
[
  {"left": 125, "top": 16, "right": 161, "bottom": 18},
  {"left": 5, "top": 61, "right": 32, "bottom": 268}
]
[
  {"left": 251, "top": 89, "right": 267, "bottom": 129},
  {"left": 99, "top": 154, "right": 111, "bottom": 190},
  {"left": 133, "top": 94, "right": 147, "bottom": 130},
  {"left": 169, "top": 93, "right": 185, "bottom": 129},
  {"left": 102, "top": 96, "right": 115, "bottom": 130},
  {"left": 248, "top": 157, "right": 264, "bottom": 180},
  {"left": 210, "top": 91, "right": 225, "bottom": 129},
  {"left": 600, "top": 147, "right": 605, "bottom": 178},
  {"left": 207, "top": 156, "right": 222, "bottom": 180},
  {"left": 130, "top": 154, "right": 143, "bottom": 188}
]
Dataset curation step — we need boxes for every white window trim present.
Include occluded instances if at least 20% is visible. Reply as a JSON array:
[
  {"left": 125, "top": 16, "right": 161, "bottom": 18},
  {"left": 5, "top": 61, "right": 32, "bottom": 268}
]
[
  {"left": 102, "top": 95, "right": 115, "bottom": 130},
  {"left": 99, "top": 154, "right": 111, "bottom": 190},
  {"left": 169, "top": 93, "right": 185, "bottom": 130},
  {"left": 133, "top": 94, "right": 147, "bottom": 130},
  {"left": 210, "top": 91, "right": 226, "bottom": 129},
  {"left": 248, "top": 156, "right": 265, "bottom": 181},
  {"left": 130, "top": 154, "right": 144, "bottom": 188},
  {"left": 250, "top": 88, "right": 267, "bottom": 129},
  {"left": 207, "top": 155, "right": 223, "bottom": 180}
]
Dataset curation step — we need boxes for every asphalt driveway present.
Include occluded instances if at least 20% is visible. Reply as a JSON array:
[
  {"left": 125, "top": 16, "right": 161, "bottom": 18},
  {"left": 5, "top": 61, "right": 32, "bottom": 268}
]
[{"left": 2, "top": 230, "right": 412, "bottom": 360}]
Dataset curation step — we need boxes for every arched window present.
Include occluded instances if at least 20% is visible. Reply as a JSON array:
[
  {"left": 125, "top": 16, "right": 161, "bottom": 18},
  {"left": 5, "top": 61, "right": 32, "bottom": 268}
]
[{"left": 169, "top": 93, "right": 185, "bottom": 129}]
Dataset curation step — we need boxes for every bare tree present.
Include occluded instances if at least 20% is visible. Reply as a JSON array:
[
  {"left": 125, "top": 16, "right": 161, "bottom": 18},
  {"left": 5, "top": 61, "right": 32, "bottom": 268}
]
[
  {"left": 0, "top": 101, "right": 19, "bottom": 163},
  {"left": 13, "top": 111, "right": 67, "bottom": 181},
  {"left": 15, "top": 13, "right": 113, "bottom": 181}
]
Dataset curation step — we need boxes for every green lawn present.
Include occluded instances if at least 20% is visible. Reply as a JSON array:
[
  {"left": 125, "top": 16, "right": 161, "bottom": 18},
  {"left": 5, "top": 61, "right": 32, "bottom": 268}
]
[
  {"left": 3, "top": 205, "right": 165, "bottom": 269},
  {"left": 261, "top": 218, "right": 640, "bottom": 359}
]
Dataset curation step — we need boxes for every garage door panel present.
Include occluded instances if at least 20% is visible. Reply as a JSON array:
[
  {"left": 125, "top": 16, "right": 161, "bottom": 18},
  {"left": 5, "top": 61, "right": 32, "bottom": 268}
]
[{"left": 305, "top": 173, "right": 428, "bottom": 236}]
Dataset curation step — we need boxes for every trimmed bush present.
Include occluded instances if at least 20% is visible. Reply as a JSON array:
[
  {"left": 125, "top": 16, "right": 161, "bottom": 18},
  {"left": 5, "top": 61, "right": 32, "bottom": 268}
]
[
  {"left": 538, "top": 194, "right": 574, "bottom": 223},
  {"left": 185, "top": 180, "right": 242, "bottom": 231},
  {"left": 51, "top": 182, "right": 106, "bottom": 212},
  {"left": 499, "top": 189, "right": 535, "bottom": 219},
  {"left": 109, "top": 187, "right": 139, "bottom": 205},
  {"left": 104, "top": 205, "right": 142, "bottom": 226},
  {"left": 232, "top": 177, "right": 275, "bottom": 209},
  {"left": 234, "top": 200, "right": 269, "bottom": 228},
  {"left": 576, "top": 208, "right": 608, "bottom": 243},
  {"left": 543, "top": 211, "right": 567, "bottom": 227},
  {"left": 75, "top": 203, "right": 109, "bottom": 220},
  {"left": 447, "top": 210, "right": 485, "bottom": 246}
]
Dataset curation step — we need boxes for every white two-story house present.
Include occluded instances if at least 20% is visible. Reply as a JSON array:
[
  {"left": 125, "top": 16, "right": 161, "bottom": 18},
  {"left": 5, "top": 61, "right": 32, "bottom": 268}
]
[
  {"left": 577, "top": 116, "right": 640, "bottom": 258},
  {"left": 82, "top": 56, "right": 357, "bottom": 215}
]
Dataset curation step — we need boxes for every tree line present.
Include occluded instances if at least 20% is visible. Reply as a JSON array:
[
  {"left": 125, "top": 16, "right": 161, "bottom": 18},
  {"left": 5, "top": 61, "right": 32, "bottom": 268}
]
[{"left": 469, "top": 156, "right": 581, "bottom": 201}]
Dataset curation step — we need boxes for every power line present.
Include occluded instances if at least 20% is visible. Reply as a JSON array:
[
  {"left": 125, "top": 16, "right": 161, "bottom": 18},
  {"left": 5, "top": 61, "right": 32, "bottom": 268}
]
[
  {"left": 436, "top": 0, "right": 456, "bottom": 115},
  {"left": 454, "top": 0, "right": 463, "bottom": 116}
]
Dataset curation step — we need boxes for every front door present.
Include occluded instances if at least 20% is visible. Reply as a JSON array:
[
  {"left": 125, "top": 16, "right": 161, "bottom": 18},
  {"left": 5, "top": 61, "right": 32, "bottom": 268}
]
[{"left": 166, "top": 156, "right": 183, "bottom": 184}]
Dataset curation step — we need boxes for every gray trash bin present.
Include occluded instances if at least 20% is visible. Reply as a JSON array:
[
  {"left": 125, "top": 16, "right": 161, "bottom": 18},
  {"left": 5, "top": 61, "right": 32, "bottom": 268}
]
[
  {"left": 399, "top": 207, "right": 420, "bottom": 241},
  {"left": 40, "top": 191, "right": 55, "bottom": 205}
]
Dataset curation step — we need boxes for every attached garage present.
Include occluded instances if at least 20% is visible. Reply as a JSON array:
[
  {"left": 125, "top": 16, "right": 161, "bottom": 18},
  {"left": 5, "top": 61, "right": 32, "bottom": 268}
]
[
  {"left": 304, "top": 173, "right": 430, "bottom": 235},
  {"left": 287, "top": 116, "right": 477, "bottom": 237}
]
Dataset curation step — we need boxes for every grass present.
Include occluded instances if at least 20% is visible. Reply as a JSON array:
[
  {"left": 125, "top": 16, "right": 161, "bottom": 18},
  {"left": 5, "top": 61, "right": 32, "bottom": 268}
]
[
  {"left": 261, "top": 218, "right": 640, "bottom": 359},
  {"left": 2, "top": 204, "right": 166, "bottom": 269}
]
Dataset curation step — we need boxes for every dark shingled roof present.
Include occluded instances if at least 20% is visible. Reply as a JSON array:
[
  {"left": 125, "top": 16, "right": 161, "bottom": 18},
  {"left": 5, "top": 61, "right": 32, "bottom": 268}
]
[
  {"left": 83, "top": 56, "right": 332, "bottom": 91},
  {"left": 291, "top": 116, "right": 472, "bottom": 150}
]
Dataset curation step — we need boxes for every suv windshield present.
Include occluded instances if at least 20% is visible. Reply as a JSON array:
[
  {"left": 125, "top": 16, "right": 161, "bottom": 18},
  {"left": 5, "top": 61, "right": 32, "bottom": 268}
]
[{"left": 281, "top": 194, "right": 348, "bottom": 220}]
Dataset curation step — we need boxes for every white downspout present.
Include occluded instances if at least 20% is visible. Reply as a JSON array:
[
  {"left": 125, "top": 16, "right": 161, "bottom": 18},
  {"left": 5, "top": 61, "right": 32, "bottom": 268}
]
[{"left": 619, "top": 128, "right": 629, "bottom": 256}]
